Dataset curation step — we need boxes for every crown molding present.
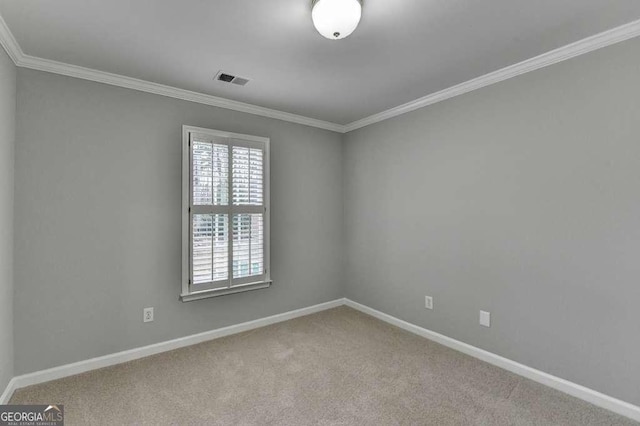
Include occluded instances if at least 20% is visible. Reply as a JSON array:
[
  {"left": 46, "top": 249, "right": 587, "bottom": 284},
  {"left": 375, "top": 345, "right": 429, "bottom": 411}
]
[
  {"left": 343, "top": 18, "right": 640, "bottom": 132},
  {"left": 0, "top": 13, "right": 21, "bottom": 64},
  {"left": 17, "top": 54, "right": 346, "bottom": 132},
  {"left": 3, "top": 11, "right": 640, "bottom": 135},
  {"left": 0, "top": 13, "right": 345, "bottom": 133}
]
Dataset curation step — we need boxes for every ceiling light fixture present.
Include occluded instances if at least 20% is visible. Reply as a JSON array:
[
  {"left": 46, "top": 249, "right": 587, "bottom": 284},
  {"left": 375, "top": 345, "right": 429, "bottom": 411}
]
[{"left": 312, "top": 0, "right": 362, "bottom": 40}]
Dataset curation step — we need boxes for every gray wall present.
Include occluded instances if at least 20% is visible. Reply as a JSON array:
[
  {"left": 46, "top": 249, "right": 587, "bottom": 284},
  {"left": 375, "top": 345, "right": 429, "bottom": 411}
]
[
  {"left": 0, "top": 47, "right": 16, "bottom": 392},
  {"left": 9, "top": 33, "right": 640, "bottom": 408},
  {"left": 344, "top": 37, "right": 640, "bottom": 406},
  {"left": 0, "top": 47, "right": 16, "bottom": 393},
  {"left": 14, "top": 69, "right": 344, "bottom": 374}
]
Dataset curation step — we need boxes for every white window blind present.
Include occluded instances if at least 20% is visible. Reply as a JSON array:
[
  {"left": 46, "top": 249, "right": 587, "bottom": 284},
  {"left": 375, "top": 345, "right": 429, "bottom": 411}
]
[{"left": 182, "top": 126, "right": 270, "bottom": 301}]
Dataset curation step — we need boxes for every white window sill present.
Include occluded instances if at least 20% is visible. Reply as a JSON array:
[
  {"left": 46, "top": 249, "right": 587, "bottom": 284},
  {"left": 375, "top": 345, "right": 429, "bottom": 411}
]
[{"left": 180, "top": 280, "right": 272, "bottom": 302}]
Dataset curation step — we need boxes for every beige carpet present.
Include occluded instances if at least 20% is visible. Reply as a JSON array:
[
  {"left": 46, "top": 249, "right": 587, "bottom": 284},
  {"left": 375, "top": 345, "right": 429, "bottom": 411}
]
[{"left": 10, "top": 306, "right": 637, "bottom": 425}]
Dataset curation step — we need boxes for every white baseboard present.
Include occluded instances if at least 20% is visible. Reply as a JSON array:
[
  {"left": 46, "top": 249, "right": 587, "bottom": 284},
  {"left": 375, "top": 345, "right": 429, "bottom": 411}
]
[
  {"left": 2, "top": 297, "right": 638, "bottom": 422},
  {"left": 1, "top": 298, "right": 345, "bottom": 402},
  {"left": 344, "top": 298, "right": 640, "bottom": 422},
  {"left": 0, "top": 378, "right": 17, "bottom": 404}
]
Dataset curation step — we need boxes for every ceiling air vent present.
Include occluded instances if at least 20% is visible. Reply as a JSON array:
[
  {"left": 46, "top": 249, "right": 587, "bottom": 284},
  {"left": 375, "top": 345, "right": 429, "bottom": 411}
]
[{"left": 214, "top": 71, "right": 250, "bottom": 86}]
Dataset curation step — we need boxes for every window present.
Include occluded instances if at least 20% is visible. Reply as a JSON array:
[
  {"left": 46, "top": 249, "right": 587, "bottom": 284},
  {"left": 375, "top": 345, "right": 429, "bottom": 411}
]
[{"left": 181, "top": 126, "right": 270, "bottom": 301}]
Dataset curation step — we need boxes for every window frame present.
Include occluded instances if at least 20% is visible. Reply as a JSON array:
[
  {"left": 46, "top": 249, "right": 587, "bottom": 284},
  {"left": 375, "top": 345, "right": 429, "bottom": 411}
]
[{"left": 181, "top": 125, "right": 271, "bottom": 302}]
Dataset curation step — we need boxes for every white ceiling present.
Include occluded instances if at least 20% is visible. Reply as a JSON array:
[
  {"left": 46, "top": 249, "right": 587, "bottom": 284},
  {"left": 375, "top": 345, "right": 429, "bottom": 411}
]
[{"left": 1, "top": 0, "right": 640, "bottom": 125}]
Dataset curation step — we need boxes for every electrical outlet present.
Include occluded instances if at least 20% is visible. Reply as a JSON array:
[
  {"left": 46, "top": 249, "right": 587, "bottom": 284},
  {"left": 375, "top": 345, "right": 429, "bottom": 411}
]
[
  {"left": 425, "top": 296, "right": 433, "bottom": 310},
  {"left": 480, "top": 310, "right": 491, "bottom": 327},
  {"left": 143, "top": 307, "right": 154, "bottom": 323}
]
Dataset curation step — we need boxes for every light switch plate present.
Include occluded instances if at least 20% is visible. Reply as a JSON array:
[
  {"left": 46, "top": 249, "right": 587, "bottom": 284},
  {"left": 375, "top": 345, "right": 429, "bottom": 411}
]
[{"left": 480, "top": 310, "right": 491, "bottom": 327}]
